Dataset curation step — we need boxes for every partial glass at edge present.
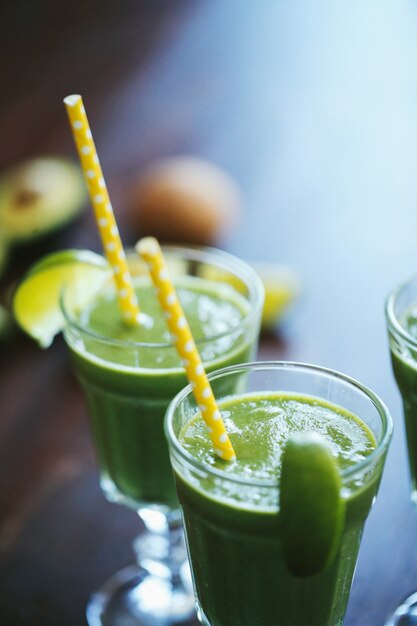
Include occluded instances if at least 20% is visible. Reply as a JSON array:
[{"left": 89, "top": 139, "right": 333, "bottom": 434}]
[
  {"left": 166, "top": 361, "right": 393, "bottom": 626},
  {"left": 386, "top": 274, "right": 417, "bottom": 504},
  {"left": 385, "top": 274, "right": 417, "bottom": 625},
  {"left": 61, "top": 246, "right": 264, "bottom": 626}
]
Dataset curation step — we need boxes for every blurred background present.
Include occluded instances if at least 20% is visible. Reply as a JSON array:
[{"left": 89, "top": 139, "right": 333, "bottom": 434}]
[{"left": 1, "top": 1, "right": 417, "bottom": 624}]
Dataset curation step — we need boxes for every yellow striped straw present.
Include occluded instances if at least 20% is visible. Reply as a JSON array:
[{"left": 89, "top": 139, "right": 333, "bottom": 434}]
[
  {"left": 64, "top": 94, "right": 140, "bottom": 326},
  {"left": 136, "top": 237, "right": 236, "bottom": 462}
]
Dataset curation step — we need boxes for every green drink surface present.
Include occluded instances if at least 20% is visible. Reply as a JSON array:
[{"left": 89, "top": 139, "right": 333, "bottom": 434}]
[
  {"left": 179, "top": 393, "right": 376, "bottom": 503},
  {"left": 76, "top": 276, "right": 249, "bottom": 369}
]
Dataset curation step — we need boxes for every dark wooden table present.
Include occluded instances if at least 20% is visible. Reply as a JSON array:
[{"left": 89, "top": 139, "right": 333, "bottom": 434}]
[{"left": 2, "top": 2, "right": 417, "bottom": 624}]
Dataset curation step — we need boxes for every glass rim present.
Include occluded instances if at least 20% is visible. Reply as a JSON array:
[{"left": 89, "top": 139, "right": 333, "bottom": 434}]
[
  {"left": 385, "top": 273, "right": 417, "bottom": 350},
  {"left": 61, "top": 244, "right": 264, "bottom": 350},
  {"left": 165, "top": 360, "right": 393, "bottom": 488}
]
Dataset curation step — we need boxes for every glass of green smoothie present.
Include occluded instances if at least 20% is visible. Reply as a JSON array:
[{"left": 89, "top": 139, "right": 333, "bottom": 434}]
[
  {"left": 385, "top": 274, "right": 417, "bottom": 625},
  {"left": 60, "top": 245, "right": 263, "bottom": 626},
  {"left": 165, "top": 361, "right": 392, "bottom": 626}
]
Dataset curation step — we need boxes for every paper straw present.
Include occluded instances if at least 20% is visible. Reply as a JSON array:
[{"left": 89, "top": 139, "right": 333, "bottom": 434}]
[
  {"left": 136, "top": 237, "right": 236, "bottom": 461},
  {"left": 64, "top": 94, "right": 140, "bottom": 326}
]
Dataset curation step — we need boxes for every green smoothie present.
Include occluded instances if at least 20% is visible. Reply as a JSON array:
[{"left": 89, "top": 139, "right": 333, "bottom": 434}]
[
  {"left": 168, "top": 381, "right": 389, "bottom": 626},
  {"left": 388, "top": 302, "right": 417, "bottom": 500},
  {"left": 64, "top": 275, "right": 260, "bottom": 509}
]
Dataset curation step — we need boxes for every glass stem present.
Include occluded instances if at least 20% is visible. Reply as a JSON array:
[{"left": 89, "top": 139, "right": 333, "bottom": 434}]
[{"left": 134, "top": 506, "right": 188, "bottom": 582}]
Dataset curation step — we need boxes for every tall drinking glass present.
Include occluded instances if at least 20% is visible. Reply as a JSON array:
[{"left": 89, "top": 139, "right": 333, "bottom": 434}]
[
  {"left": 61, "top": 246, "right": 264, "bottom": 626},
  {"left": 166, "top": 361, "right": 392, "bottom": 626},
  {"left": 385, "top": 274, "right": 417, "bottom": 625}
]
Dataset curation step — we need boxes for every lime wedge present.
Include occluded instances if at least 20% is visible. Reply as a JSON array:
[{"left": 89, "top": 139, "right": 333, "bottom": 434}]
[
  {"left": 13, "top": 249, "right": 110, "bottom": 348},
  {"left": 252, "top": 262, "right": 301, "bottom": 330},
  {"left": 280, "top": 432, "right": 345, "bottom": 577},
  {"left": 199, "top": 261, "right": 301, "bottom": 330}
]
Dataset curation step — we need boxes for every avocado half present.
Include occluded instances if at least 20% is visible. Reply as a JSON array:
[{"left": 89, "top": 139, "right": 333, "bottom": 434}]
[
  {"left": 0, "top": 157, "right": 87, "bottom": 245},
  {"left": 0, "top": 231, "right": 8, "bottom": 279}
]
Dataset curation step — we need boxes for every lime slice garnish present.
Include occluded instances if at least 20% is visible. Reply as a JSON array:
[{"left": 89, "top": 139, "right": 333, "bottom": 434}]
[
  {"left": 280, "top": 432, "right": 345, "bottom": 577},
  {"left": 13, "top": 249, "right": 110, "bottom": 348}
]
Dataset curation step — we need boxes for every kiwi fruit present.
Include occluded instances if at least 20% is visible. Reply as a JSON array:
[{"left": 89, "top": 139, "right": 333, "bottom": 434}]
[{"left": 128, "top": 156, "right": 241, "bottom": 246}]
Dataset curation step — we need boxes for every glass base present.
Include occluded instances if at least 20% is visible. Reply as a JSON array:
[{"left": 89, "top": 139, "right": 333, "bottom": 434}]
[
  {"left": 86, "top": 563, "right": 197, "bottom": 626},
  {"left": 386, "top": 592, "right": 417, "bottom": 625}
]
